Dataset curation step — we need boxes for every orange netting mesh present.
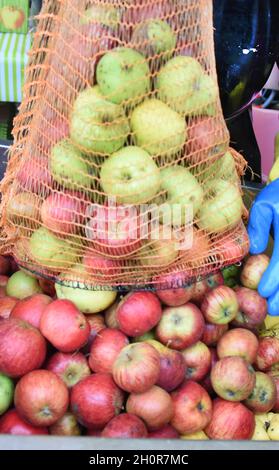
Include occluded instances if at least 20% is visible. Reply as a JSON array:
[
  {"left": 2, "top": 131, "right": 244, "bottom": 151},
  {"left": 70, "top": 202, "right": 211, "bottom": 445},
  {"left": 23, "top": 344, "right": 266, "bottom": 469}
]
[{"left": 0, "top": 0, "right": 249, "bottom": 290}]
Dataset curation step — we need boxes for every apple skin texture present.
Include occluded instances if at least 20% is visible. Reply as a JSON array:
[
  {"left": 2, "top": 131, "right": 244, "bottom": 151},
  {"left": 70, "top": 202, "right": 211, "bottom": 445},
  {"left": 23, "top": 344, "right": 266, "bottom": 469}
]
[
  {"left": 55, "top": 265, "right": 117, "bottom": 314},
  {"left": 130, "top": 99, "right": 186, "bottom": 158},
  {"left": 100, "top": 146, "right": 161, "bottom": 204},
  {"left": 29, "top": 227, "right": 78, "bottom": 271},
  {"left": 96, "top": 47, "right": 151, "bottom": 105},
  {"left": 70, "top": 86, "right": 130, "bottom": 155},
  {"left": 160, "top": 165, "right": 203, "bottom": 225},
  {"left": 50, "top": 139, "right": 91, "bottom": 190},
  {"left": 81, "top": 5, "right": 121, "bottom": 30},
  {"left": 198, "top": 179, "right": 243, "bottom": 233},
  {"left": 157, "top": 56, "right": 218, "bottom": 116},
  {"left": 131, "top": 19, "right": 177, "bottom": 58}
]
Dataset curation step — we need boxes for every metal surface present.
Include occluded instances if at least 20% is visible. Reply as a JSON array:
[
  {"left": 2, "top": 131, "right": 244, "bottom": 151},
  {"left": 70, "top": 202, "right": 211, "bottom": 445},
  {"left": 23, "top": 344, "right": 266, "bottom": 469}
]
[{"left": 0, "top": 436, "right": 279, "bottom": 450}]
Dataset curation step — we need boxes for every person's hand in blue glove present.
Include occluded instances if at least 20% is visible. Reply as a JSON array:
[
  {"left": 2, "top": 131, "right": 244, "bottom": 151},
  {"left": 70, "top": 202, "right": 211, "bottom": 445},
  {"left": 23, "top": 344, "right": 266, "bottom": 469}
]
[{"left": 248, "top": 178, "right": 279, "bottom": 315}]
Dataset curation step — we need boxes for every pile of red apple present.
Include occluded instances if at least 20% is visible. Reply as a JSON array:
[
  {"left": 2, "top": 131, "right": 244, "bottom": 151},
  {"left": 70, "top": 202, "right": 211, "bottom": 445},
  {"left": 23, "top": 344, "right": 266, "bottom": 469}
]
[{"left": 0, "top": 251, "right": 279, "bottom": 441}]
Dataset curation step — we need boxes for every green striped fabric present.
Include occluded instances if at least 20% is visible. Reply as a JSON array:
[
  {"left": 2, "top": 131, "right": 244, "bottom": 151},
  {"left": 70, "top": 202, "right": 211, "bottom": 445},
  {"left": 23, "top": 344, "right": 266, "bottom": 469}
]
[{"left": 0, "top": 32, "right": 31, "bottom": 102}]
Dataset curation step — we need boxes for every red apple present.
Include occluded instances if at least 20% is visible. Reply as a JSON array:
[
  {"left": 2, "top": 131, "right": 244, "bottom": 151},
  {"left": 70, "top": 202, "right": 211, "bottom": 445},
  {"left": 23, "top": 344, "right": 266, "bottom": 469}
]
[
  {"left": 0, "top": 409, "right": 48, "bottom": 435},
  {"left": 49, "top": 412, "right": 81, "bottom": 436},
  {"left": 217, "top": 328, "right": 259, "bottom": 363},
  {"left": 205, "top": 398, "right": 255, "bottom": 440},
  {"left": 201, "top": 285, "right": 238, "bottom": 324},
  {"left": 191, "top": 272, "right": 224, "bottom": 306},
  {"left": 211, "top": 356, "right": 256, "bottom": 401},
  {"left": 40, "top": 299, "right": 90, "bottom": 352},
  {"left": 201, "top": 322, "right": 228, "bottom": 346},
  {"left": 38, "top": 278, "right": 56, "bottom": 297},
  {"left": 204, "top": 271, "right": 224, "bottom": 291},
  {"left": 87, "top": 429, "right": 102, "bottom": 437},
  {"left": 40, "top": 116, "right": 69, "bottom": 154},
  {"left": 89, "top": 328, "right": 129, "bottom": 373},
  {"left": 186, "top": 118, "right": 222, "bottom": 165},
  {"left": 148, "top": 424, "right": 179, "bottom": 439},
  {"left": 0, "top": 256, "right": 11, "bottom": 275},
  {"left": 200, "top": 348, "right": 218, "bottom": 396},
  {"left": 0, "top": 318, "right": 46, "bottom": 378},
  {"left": 126, "top": 385, "right": 173, "bottom": 431},
  {"left": 267, "top": 372, "right": 279, "bottom": 412},
  {"left": 181, "top": 228, "right": 211, "bottom": 268},
  {"left": 0, "top": 286, "right": 6, "bottom": 298},
  {"left": 17, "top": 155, "right": 52, "bottom": 194},
  {"left": 154, "top": 271, "right": 193, "bottom": 307},
  {"left": 86, "top": 204, "right": 142, "bottom": 258},
  {"left": 71, "top": 373, "right": 124, "bottom": 429},
  {"left": 244, "top": 371, "right": 276, "bottom": 413},
  {"left": 255, "top": 337, "right": 279, "bottom": 371},
  {"left": 0, "top": 296, "right": 18, "bottom": 320},
  {"left": 83, "top": 250, "right": 123, "bottom": 281},
  {"left": 0, "top": 275, "right": 9, "bottom": 287},
  {"left": 171, "top": 380, "right": 212, "bottom": 434},
  {"left": 182, "top": 341, "right": 211, "bottom": 381},
  {"left": 214, "top": 222, "right": 250, "bottom": 264},
  {"left": 11, "top": 293, "right": 52, "bottom": 329},
  {"left": 155, "top": 303, "right": 205, "bottom": 350},
  {"left": 233, "top": 287, "right": 267, "bottom": 329},
  {"left": 191, "top": 279, "right": 208, "bottom": 306},
  {"left": 146, "top": 339, "right": 185, "bottom": 392},
  {"left": 7, "top": 256, "right": 18, "bottom": 275},
  {"left": 116, "top": 292, "right": 162, "bottom": 337},
  {"left": 240, "top": 254, "right": 270, "bottom": 290},
  {"left": 15, "top": 370, "right": 69, "bottom": 427},
  {"left": 41, "top": 191, "right": 88, "bottom": 236},
  {"left": 112, "top": 342, "right": 160, "bottom": 393},
  {"left": 104, "top": 299, "right": 121, "bottom": 329},
  {"left": 82, "top": 313, "right": 106, "bottom": 354},
  {"left": 46, "top": 352, "right": 91, "bottom": 388},
  {"left": 101, "top": 414, "right": 148, "bottom": 439}
]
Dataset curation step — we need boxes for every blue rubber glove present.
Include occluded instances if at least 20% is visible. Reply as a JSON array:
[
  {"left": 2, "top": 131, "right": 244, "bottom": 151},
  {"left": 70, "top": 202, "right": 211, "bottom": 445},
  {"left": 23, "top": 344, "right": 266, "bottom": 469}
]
[{"left": 247, "top": 179, "right": 279, "bottom": 315}]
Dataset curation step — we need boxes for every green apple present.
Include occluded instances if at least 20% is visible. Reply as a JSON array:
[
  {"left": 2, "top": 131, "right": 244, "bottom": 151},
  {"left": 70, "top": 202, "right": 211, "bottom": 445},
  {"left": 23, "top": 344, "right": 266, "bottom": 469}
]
[
  {"left": 201, "top": 151, "right": 238, "bottom": 183},
  {"left": 267, "top": 414, "right": 279, "bottom": 440},
  {"left": 186, "top": 74, "right": 219, "bottom": 117},
  {"left": 81, "top": 4, "right": 121, "bottom": 30},
  {"left": 6, "top": 270, "right": 42, "bottom": 299},
  {"left": 251, "top": 416, "right": 270, "bottom": 440},
  {"left": 96, "top": 47, "right": 151, "bottom": 106},
  {"left": 160, "top": 166, "right": 203, "bottom": 226},
  {"left": 70, "top": 86, "right": 130, "bottom": 155},
  {"left": 55, "top": 264, "right": 117, "bottom": 314},
  {"left": 131, "top": 19, "right": 176, "bottom": 59},
  {"left": 138, "top": 227, "right": 179, "bottom": 268},
  {"left": 0, "top": 373, "right": 14, "bottom": 415},
  {"left": 29, "top": 227, "right": 79, "bottom": 271},
  {"left": 197, "top": 179, "right": 243, "bottom": 233},
  {"left": 1, "top": 6, "right": 25, "bottom": 30},
  {"left": 50, "top": 139, "right": 91, "bottom": 190},
  {"left": 100, "top": 146, "right": 160, "bottom": 204},
  {"left": 157, "top": 55, "right": 218, "bottom": 116},
  {"left": 130, "top": 98, "right": 186, "bottom": 158}
]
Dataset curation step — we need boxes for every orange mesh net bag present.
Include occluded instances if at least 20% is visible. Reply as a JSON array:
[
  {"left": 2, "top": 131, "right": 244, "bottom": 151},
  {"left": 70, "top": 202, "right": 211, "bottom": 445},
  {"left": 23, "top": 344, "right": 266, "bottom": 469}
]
[{"left": 0, "top": 0, "right": 249, "bottom": 291}]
